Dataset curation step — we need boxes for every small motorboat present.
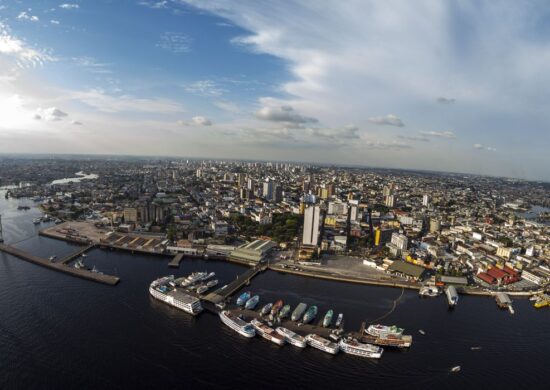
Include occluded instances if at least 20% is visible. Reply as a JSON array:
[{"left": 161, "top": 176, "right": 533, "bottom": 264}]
[{"left": 451, "top": 366, "right": 461, "bottom": 373}]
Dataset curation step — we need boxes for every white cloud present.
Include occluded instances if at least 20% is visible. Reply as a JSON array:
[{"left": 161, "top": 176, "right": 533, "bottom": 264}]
[
  {"left": 50, "top": 20, "right": 60, "bottom": 25},
  {"left": 307, "top": 124, "right": 360, "bottom": 140},
  {"left": 38, "top": 107, "right": 68, "bottom": 121},
  {"left": 398, "top": 135, "right": 430, "bottom": 142},
  {"left": 473, "top": 143, "right": 496, "bottom": 152},
  {"left": 255, "top": 103, "right": 318, "bottom": 126},
  {"left": 368, "top": 114, "right": 404, "bottom": 127},
  {"left": 72, "top": 56, "right": 112, "bottom": 74},
  {"left": 0, "top": 24, "right": 52, "bottom": 66},
  {"left": 59, "top": 4, "right": 79, "bottom": 9},
  {"left": 71, "top": 89, "right": 184, "bottom": 113},
  {"left": 419, "top": 130, "right": 457, "bottom": 139},
  {"left": 178, "top": 116, "right": 213, "bottom": 126},
  {"left": 157, "top": 32, "right": 192, "bottom": 53},
  {"left": 185, "top": 80, "right": 224, "bottom": 97},
  {"left": 71, "top": 120, "right": 83, "bottom": 125},
  {"left": 17, "top": 12, "right": 40, "bottom": 22}
]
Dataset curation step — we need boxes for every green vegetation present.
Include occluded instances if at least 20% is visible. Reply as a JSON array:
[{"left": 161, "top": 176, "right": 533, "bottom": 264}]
[{"left": 229, "top": 212, "right": 302, "bottom": 243}]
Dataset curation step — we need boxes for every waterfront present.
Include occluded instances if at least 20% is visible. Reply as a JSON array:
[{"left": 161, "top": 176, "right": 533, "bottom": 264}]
[{"left": 1, "top": 194, "right": 550, "bottom": 389}]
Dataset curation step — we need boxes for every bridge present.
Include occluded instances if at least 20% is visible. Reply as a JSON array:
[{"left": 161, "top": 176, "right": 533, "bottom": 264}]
[
  {"left": 203, "top": 263, "right": 267, "bottom": 304},
  {"left": 0, "top": 243, "right": 119, "bottom": 286}
]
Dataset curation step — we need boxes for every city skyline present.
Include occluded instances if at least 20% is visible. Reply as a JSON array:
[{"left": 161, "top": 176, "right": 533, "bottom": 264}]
[{"left": 1, "top": 1, "right": 550, "bottom": 180}]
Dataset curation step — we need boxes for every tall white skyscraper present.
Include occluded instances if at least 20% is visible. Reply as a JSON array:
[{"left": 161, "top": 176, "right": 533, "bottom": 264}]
[
  {"left": 422, "top": 194, "right": 429, "bottom": 207},
  {"left": 302, "top": 205, "right": 321, "bottom": 246}
]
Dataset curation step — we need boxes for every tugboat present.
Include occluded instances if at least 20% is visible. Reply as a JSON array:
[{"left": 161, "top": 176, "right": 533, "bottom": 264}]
[
  {"left": 237, "top": 291, "right": 252, "bottom": 306},
  {"left": 302, "top": 305, "right": 318, "bottom": 324},
  {"left": 270, "top": 300, "right": 284, "bottom": 317},
  {"left": 323, "top": 309, "right": 334, "bottom": 328},
  {"left": 335, "top": 313, "right": 344, "bottom": 328},
  {"left": 279, "top": 304, "right": 291, "bottom": 319},
  {"left": 245, "top": 295, "right": 260, "bottom": 310},
  {"left": 260, "top": 303, "right": 273, "bottom": 316}
]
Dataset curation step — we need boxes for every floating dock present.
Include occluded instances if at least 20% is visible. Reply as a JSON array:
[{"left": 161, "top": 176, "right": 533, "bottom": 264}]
[
  {"left": 168, "top": 253, "right": 184, "bottom": 268},
  {"left": 0, "top": 243, "right": 119, "bottom": 286},
  {"left": 58, "top": 244, "right": 96, "bottom": 264}
]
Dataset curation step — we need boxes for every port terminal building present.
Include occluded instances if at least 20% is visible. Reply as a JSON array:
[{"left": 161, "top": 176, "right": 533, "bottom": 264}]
[
  {"left": 387, "top": 261, "right": 428, "bottom": 281},
  {"left": 229, "top": 239, "right": 276, "bottom": 263}
]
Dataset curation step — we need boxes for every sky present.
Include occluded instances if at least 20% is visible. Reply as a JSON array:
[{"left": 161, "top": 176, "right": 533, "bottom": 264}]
[{"left": 0, "top": 1, "right": 549, "bottom": 181}]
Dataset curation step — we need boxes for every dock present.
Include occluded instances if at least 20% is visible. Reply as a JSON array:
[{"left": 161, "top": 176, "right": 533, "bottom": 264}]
[
  {"left": 203, "top": 263, "right": 267, "bottom": 304},
  {"left": 58, "top": 244, "right": 96, "bottom": 264},
  {"left": 168, "top": 253, "right": 184, "bottom": 268},
  {"left": 0, "top": 243, "right": 119, "bottom": 286}
]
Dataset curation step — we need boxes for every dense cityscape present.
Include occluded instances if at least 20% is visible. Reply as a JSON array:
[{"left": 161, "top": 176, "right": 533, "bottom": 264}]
[{"left": 2, "top": 156, "right": 549, "bottom": 300}]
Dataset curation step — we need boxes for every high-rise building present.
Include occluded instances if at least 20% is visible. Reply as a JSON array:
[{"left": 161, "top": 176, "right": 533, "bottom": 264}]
[
  {"left": 247, "top": 178, "right": 255, "bottom": 191},
  {"left": 263, "top": 179, "right": 273, "bottom": 200},
  {"left": 302, "top": 205, "right": 321, "bottom": 246},
  {"left": 123, "top": 207, "right": 138, "bottom": 223},
  {"left": 391, "top": 232, "right": 408, "bottom": 251},
  {"left": 422, "top": 194, "right": 429, "bottom": 207},
  {"left": 384, "top": 194, "right": 395, "bottom": 208}
]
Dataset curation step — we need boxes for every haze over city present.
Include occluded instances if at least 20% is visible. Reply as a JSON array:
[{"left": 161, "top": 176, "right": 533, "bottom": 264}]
[{"left": 1, "top": 1, "right": 550, "bottom": 180}]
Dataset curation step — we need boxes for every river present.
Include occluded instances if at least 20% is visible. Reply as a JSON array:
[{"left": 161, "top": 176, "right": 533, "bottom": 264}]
[{"left": 0, "top": 190, "right": 549, "bottom": 389}]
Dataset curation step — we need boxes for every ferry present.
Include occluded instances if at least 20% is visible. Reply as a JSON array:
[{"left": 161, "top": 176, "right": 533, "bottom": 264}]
[
  {"left": 419, "top": 286, "right": 440, "bottom": 297},
  {"left": 305, "top": 334, "right": 339, "bottom": 355},
  {"left": 446, "top": 286, "right": 459, "bottom": 308},
  {"left": 276, "top": 327, "right": 306, "bottom": 348},
  {"left": 366, "top": 324, "right": 404, "bottom": 338},
  {"left": 245, "top": 295, "right": 260, "bottom": 310},
  {"left": 149, "top": 276, "right": 203, "bottom": 315},
  {"left": 271, "top": 300, "right": 284, "bottom": 317},
  {"left": 323, "top": 309, "right": 333, "bottom": 328},
  {"left": 339, "top": 337, "right": 383, "bottom": 359},
  {"left": 219, "top": 310, "right": 256, "bottom": 338},
  {"left": 260, "top": 303, "right": 273, "bottom": 316},
  {"left": 251, "top": 319, "right": 286, "bottom": 346},
  {"left": 291, "top": 303, "right": 308, "bottom": 321},
  {"left": 237, "top": 291, "right": 252, "bottom": 306},
  {"left": 302, "top": 305, "right": 318, "bottom": 324},
  {"left": 279, "top": 304, "right": 291, "bottom": 319},
  {"left": 335, "top": 313, "right": 344, "bottom": 328}
]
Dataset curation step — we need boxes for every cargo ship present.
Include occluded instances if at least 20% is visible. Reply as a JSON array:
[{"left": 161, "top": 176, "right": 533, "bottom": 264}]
[
  {"left": 149, "top": 276, "right": 203, "bottom": 315},
  {"left": 279, "top": 304, "right": 291, "bottom": 319},
  {"left": 446, "top": 286, "right": 459, "bottom": 308},
  {"left": 245, "top": 295, "right": 260, "bottom": 310},
  {"left": 302, "top": 305, "right": 318, "bottom": 323},
  {"left": 236, "top": 291, "right": 252, "bottom": 306},
  {"left": 339, "top": 337, "right": 383, "bottom": 359},
  {"left": 323, "top": 309, "right": 333, "bottom": 328},
  {"left": 291, "top": 303, "right": 308, "bottom": 321},
  {"left": 271, "top": 300, "right": 284, "bottom": 317},
  {"left": 361, "top": 333, "right": 412, "bottom": 348},
  {"left": 260, "top": 303, "right": 273, "bottom": 315},
  {"left": 276, "top": 327, "right": 306, "bottom": 348},
  {"left": 219, "top": 310, "right": 256, "bottom": 338},
  {"left": 305, "top": 334, "right": 339, "bottom": 355},
  {"left": 251, "top": 319, "right": 286, "bottom": 346},
  {"left": 366, "top": 324, "right": 404, "bottom": 338}
]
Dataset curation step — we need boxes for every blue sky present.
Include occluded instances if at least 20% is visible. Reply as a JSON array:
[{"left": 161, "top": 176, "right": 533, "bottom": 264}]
[{"left": 0, "top": 1, "right": 549, "bottom": 180}]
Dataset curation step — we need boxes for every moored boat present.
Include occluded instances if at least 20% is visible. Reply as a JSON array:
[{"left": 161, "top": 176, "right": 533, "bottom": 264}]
[
  {"left": 366, "top": 324, "right": 404, "bottom": 338},
  {"left": 251, "top": 319, "right": 286, "bottom": 346},
  {"left": 446, "top": 286, "right": 459, "bottom": 307},
  {"left": 339, "top": 337, "right": 383, "bottom": 359},
  {"left": 237, "top": 291, "right": 252, "bottom": 306},
  {"left": 245, "top": 295, "right": 260, "bottom": 310},
  {"left": 323, "top": 309, "right": 333, "bottom": 328},
  {"left": 206, "top": 279, "right": 218, "bottom": 288},
  {"left": 260, "top": 303, "right": 273, "bottom": 316},
  {"left": 271, "top": 300, "right": 284, "bottom": 316},
  {"left": 279, "top": 304, "right": 291, "bottom": 319},
  {"left": 302, "top": 305, "right": 318, "bottom": 323},
  {"left": 149, "top": 275, "right": 203, "bottom": 315},
  {"left": 419, "top": 286, "right": 440, "bottom": 297},
  {"left": 196, "top": 285, "right": 209, "bottom": 294},
  {"left": 305, "top": 334, "right": 339, "bottom": 355},
  {"left": 219, "top": 310, "right": 256, "bottom": 338},
  {"left": 335, "top": 313, "right": 344, "bottom": 328},
  {"left": 276, "top": 327, "right": 306, "bottom": 348},
  {"left": 291, "top": 303, "right": 307, "bottom": 321}
]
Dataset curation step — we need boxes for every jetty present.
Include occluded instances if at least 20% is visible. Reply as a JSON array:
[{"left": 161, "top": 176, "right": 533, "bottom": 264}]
[
  {"left": 58, "top": 244, "right": 96, "bottom": 264},
  {"left": 204, "top": 263, "right": 267, "bottom": 304},
  {"left": 168, "top": 253, "right": 184, "bottom": 268},
  {"left": 0, "top": 243, "right": 119, "bottom": 286}
]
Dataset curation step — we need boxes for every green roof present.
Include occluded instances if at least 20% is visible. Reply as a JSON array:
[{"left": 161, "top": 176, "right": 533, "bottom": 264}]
[{"left": 387, "top": 261, "right": 426, "bottom": 278}]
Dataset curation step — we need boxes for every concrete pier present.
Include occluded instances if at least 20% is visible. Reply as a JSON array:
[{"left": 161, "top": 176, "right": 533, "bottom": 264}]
[
  {"left": 58, "top": 244, "right": 96, "bottom": 264},
  {"left": 204, "top": 263, "right": 266, "bottom": 304},
  {"left": 0, "top": 243, "right": 120, "bottom": 286},
  {"left": 168, "top": 253, "right": 184, "bottom": 268}
]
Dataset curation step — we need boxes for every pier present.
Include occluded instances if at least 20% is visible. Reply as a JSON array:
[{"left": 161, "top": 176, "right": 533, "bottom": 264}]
[
  {"left": 168, "top": 253, "right": 184, "bottom": 268},
  {"left": 204, "top": 263, "right": 267, "bottom": 304},
  {"left": 0, "top": 243, "right": 119, "bottom": 286},
  {"left": 58, "top": 244, "right": 96, "bottom": 264}
]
